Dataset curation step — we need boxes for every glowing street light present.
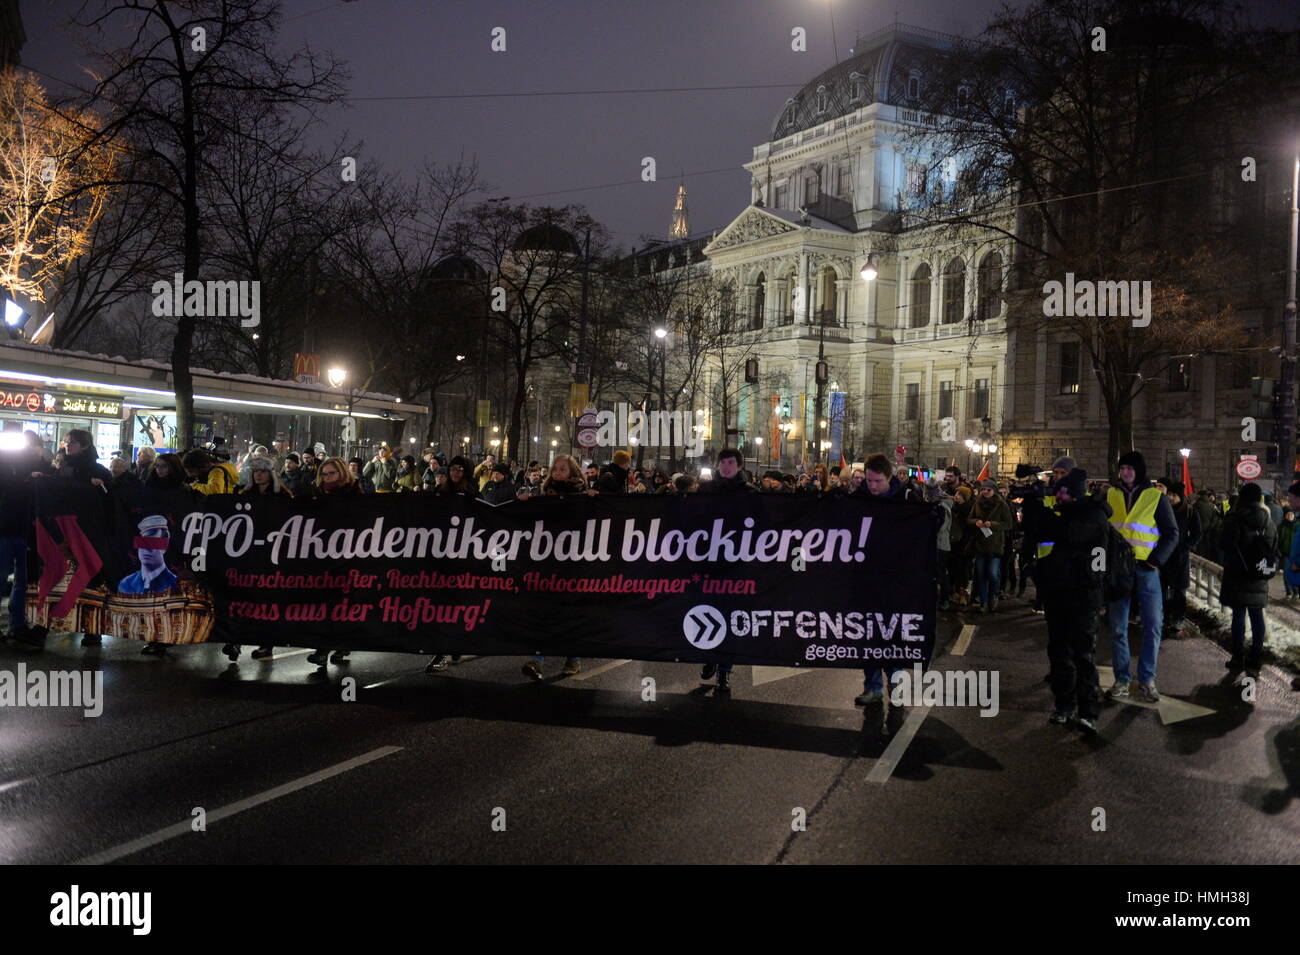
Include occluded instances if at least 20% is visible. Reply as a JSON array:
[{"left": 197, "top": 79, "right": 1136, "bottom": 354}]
[
  {"left": 327, "top": 367, "right": 347, "bottom": 389},
  {"left": 654, "top": 327, "right": 668, "bottom": 339},
  {"left": 1180, "top": 447, "right": 1191, "bottom": 458},
  {"left": 859, "top": 253, "right": 878, "bottom": 282}
]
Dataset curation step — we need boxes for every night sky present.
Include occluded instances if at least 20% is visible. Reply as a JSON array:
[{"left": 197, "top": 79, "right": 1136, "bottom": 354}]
[{"left": 16, "top": 0, "right": 1298, "bottom": 249}]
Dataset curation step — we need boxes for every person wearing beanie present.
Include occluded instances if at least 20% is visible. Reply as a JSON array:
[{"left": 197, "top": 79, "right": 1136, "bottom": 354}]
[
  {"left": 1159, "top": 479, "right": 1201, "bottom": 641},
  {"left": 435, "top": 455, "right": 478, "bottom": 497},
  {"left": 393, "top": 454, "right": 421, "bottom": 492},
  {"left": 1106, "top": 450, "right": 1180, "bottom": 703},
  {"left": 1218, "top": 481, "right": 1275, "bottom": 674},
  {"left": 1051, "top": 455, "right": 1077, "bottom": 476},
  {"left": 479, "top": 461, "right": 519, "bottom": 506},
  {"left": 363, "top": 444, "right": 398, "bottom": 493},
  {"left": 596, "top": 449, "right": 632, "bottom": 495},
  {"left": 1033, "top": 468, "right": 1109, "bottom": 733}
]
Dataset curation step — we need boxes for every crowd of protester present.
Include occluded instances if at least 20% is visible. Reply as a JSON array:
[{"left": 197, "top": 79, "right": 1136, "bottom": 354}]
[{"left": 3, "top": 425, "right": 1298, "bottom": 708}]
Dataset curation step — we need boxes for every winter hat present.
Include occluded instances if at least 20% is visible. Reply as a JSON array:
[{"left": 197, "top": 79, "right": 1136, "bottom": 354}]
[
  {"left": 1051, "top": 455, "right": 1077, "bottom": 473},
  {"left": 448, "top": 455, "right": 472, "bottom": 473},
  {"left": 402, "top": 455, "right": 416, "bottom": 465},
  {"left": 491, "top": 463, "right": 511, "bottom": 477},
  {"left": 611, "top": 449, "right": 632, "bottom": 467},
  {"left": 247, "top": 454, "right": 276, "bottom": 473},
  {"left": 285, "top": 452, "right": 300, "bottom": 464},
  {"left": 1117, "top": 450, "right": 1147, "bottom": 484},
  {"left": 348, "top": 456, "right": 364, "bottom": 466},
  {"left": 1237, "top": 482, "right": 1263, "bottom": 506},
  {"left": 980, "top": 479, "right": 997, "bottom": 489},
  {"left": 1164, "top": 479, "right": 1185, "bottom": 498},
  {"left": 1058, "top": 467, "right": 1088, "bottom": 501}
]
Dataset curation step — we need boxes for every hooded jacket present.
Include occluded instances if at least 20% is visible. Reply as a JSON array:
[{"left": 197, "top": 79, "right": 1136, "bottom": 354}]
[{"left": 1218, "top": 501, "right": 1276, "bottom": 608}]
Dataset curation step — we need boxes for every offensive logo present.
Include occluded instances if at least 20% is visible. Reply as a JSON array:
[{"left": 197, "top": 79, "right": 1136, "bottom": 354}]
[{"left": 682, "top": 605, "right": 727, "bottom": 649}]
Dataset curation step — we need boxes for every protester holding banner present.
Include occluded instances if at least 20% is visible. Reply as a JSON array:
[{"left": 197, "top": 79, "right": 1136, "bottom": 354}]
[
  {"left": 0, "top": 428, "right": 37, "bottom": 644},
  {"left": 696, "top": 447, "right": 754, "bottom": 691},
  {"left": 305, "top": 458, "right": 360, "bottom": 666},
  {"left": 479, "top": 463, "right": 517, "bottom": 505},
  {"left": 596, "top": 449, "right": 632, "bottom": 495},
  {"left": 544, "top": 455, "right": 598, "bottom": 497},
  {"left": 347, "top": 458, "right": 376, "bottom": 494},
  {"left": 850, "top": 453, "right": 927, "bottom": 706}
]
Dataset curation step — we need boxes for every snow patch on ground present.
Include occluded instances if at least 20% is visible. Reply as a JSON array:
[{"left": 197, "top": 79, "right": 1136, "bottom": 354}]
[{"left": 1186, "top": 592, "right": 1300, "bottom": 669}]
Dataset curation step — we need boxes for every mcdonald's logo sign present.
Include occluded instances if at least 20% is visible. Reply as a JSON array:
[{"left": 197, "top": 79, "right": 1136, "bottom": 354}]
[{"left": 293, "top": 353, "right": 320, "bottom": 384}]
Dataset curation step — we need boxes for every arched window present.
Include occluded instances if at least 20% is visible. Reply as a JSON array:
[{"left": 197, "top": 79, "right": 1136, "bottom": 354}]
[
  {"left": 817, "top": 266, "right": 837, "bottom": 326},
  {"left": 753, "top": 273, "right": 766, "bottom": 331},
  {"left": 957, "top": 85, "right": 970, "bottom": 110},
  {"left": 816, "top": 85, "right": 828, "bottom": 113},
  {"left": 907, "top": 71, "right": 922, "bottom": 101},
  {"left": 977, "top": 251, "right": 1002, "bottom": 321},
  {"left": 942, "top": 257, "right": 965, "bottom": 324},
  {"left": 849, "top": 72, "right": 865, "bottom": 103},
  {"left": 785, "top": 274, "right": 798, "bottom": 324},
  {"left": 910, "top": 264, "right": 932, "bottom": 328}
]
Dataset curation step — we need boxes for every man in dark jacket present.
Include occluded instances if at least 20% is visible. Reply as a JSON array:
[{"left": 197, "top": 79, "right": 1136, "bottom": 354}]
[
  {"left": 480, "top": 463, "right": 518, "bottom": 505},
  {"left": 697, "top": 447, "right": 751, "bottom": 690},
  {"left": 850, "top": 453, "right": 930, "bottom": 706},
  {"left": 1218, "top": 482, "right": 1274, "bottom": 674},
  {"left": 596, "top": 449, "right": 631, "bottom": 495},
  {"left": 1033, "top": 468, "right": 1109, "bottom": 733},
  {"left": 0, "top": 430, "right": 40, "bottom": 645},
  {"left": 1105, "top": 450, "right": 1179, "bottom": 703},
  {"left": 1160, "top": 479, "right": 1201, "bottom": 641},
  {"left": 700, "top": 447, "right": 753, "bottom": 495},
  {"left": 280, "top": 452, "right": 308, "bottom": 496}
]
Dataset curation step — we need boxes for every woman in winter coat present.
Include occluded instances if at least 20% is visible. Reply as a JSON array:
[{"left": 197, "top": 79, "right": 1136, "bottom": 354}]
[
  {"left": 520, "top": 454, "right": 594, "bottom": 682},
  {"left": 1217, "top": 482, "right": 1275, "bottom": 673},
  {"left": 221, "top": 455, "right": 289, "bottom": 662},
  {"left": 966, "top": 480, "right": 1012, "bottom": 613},
  {"left": 434, "top": 456, "right": 478, "bottom": 497},
  {"left": 306, "top": 458, "right": 361, "bottom": 667},
  {"left": 393, "top": 455, "right": 421, "bottom": 492}
]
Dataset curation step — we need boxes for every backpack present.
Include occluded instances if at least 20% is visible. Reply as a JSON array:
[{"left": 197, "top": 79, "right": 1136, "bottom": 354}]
[
  {"left": 1235, "top": 525, "right": 1278, "bottom": 581},
  {"left": 1102, "top": 523, "right": 1136, "bottom": 602}
]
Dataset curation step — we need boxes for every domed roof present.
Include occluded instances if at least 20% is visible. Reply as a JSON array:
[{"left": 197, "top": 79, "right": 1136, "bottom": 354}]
[
  {"left": 511, "top": 222, "right": 580, "bottom": 255},
  {"left": 429, "top": 253, "right": 487, "bottom": 282},
  {"left": 772, "top": 24, "right": 963, "bottom": 139}
]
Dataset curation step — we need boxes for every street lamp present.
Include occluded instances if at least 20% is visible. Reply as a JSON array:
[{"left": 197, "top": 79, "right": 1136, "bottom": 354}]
[
  {"left": 327, "top": 367, "right": 346, "bottom": 389},
  {"left": 859, "top": 253, "right": 878, "bottom": 282},
  {"left": 1180, "top": 447, "right": 1191, "bottom": 458}
]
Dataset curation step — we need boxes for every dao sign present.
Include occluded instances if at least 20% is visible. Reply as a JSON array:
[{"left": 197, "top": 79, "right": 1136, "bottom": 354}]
[{"left": 1236, "top": 455, "right": 1261, "bottom": 481}]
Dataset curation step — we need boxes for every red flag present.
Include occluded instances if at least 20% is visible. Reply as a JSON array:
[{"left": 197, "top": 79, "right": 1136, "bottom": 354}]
[
  {"left": 34, "top": 519, "right": 68, "bottom": 603},
  {"left": 1181, "top": 454, "right": 1194, "bottom": 497},
  {"left": 975, "top": 460, "right": 990, "bottom": 483},
  {"left": 51, "top": 515, "right": 103, "bottom": 619}
]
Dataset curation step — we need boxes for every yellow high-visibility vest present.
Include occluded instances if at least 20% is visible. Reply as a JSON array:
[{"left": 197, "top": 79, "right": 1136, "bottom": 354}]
[
  {"left": 1107, "top": 486, "right": 1164, "bottom": 561},
  {"left": 1036, "top": 496, "right": 1060, "bottom": 558}
]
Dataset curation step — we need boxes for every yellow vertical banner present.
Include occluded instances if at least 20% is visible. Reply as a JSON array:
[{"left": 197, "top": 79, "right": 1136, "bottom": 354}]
[
  {"left": 476, "top": 400, "right": 491, "bottom": 428},
  {"left": 569, "top": 383, "right": 589, "bottom": 418}
]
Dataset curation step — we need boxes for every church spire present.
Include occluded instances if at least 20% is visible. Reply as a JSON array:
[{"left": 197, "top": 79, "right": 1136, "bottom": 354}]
[{"left": 670, "top": 181, "right": 689, "bottom": 238}]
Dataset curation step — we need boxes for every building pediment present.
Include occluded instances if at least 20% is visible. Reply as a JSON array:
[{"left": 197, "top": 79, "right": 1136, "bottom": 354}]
[{"left": 704, "top": 206, "right": 800, "bottom": 255}]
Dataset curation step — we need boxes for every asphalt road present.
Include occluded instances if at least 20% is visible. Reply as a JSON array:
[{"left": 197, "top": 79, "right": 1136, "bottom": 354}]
[{"left": 1, "top": 597, "right": 1297, "bottom": 864}]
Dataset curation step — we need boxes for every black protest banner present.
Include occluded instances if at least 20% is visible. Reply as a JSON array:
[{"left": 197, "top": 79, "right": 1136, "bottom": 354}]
[{"left": 191, "top": 493, "right": 939, "bottom": 669}]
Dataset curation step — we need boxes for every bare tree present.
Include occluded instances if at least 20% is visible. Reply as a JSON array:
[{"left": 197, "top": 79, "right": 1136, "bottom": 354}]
[
  {"left": 897, "top": 0, "right": 1272, "bottom": 466},
  {"left": 64, "top": 0, "right": 346, "bottom": 448},
  {"left": 447, "top": 203, "right": 604, "bottom": 461}
]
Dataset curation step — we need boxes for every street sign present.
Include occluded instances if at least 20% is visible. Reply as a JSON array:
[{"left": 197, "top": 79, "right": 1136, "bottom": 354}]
[{"left": 1236, "top": 456, "right": 1261, "bottom": 480}]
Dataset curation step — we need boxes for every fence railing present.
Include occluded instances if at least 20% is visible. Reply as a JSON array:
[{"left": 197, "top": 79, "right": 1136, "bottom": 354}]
[{"left": 1188, "top": 554, "right": 1224, "bottom": 613}]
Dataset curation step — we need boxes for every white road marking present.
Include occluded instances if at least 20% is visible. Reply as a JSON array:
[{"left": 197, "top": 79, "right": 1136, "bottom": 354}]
[
  {"left": 270, "top": 649, "right": 311, "bottom": 661},
  {"left": 73, "top": 746, "right": 403, "bottom": 865},
  {"left": 866, "top": 706, "right": 932, "bottom": 784},
  {"left": 570, "top": 659, "right": 632, "bottom": 681},
  {"left": 952, "top": 625, "right": 977, "bottom": 656},
  {"left": 751, "top": 665, "right": 813, "bottom": 686}
]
